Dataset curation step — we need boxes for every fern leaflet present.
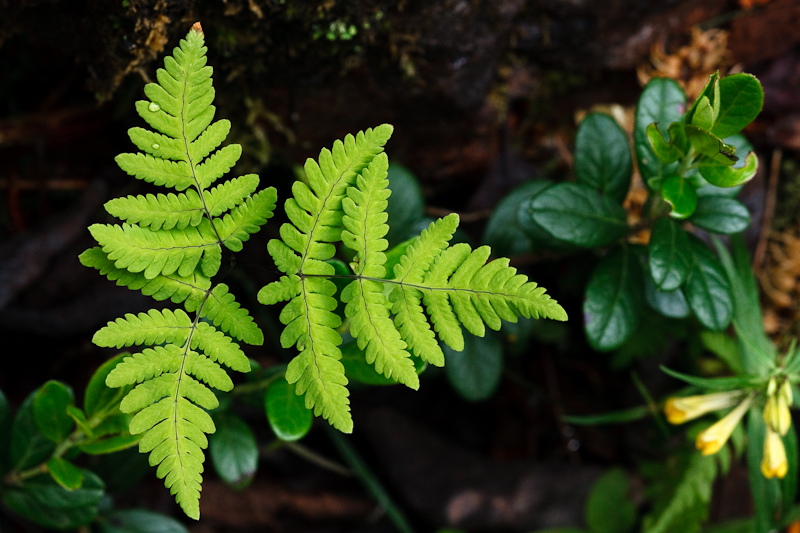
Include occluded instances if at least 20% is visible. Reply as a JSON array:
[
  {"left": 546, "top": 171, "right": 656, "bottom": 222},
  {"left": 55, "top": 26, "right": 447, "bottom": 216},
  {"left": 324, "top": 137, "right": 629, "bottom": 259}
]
[
  {"left": 259, "top": 125, "right": 567, "bottom": 433},
  {"left": 80, "top": 23, "right": 275, "bottom": 519}
]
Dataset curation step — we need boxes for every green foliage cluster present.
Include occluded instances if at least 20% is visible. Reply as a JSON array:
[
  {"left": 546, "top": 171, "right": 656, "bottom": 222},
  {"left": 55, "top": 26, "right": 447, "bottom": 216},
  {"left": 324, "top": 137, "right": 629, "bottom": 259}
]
[
  {"left": 257, "top": 125, "right": 567, "bottom": 432},
  {"left": 79, "top": 25, "right": 276, "bottom": 518},
  {"left": 485, "top": 73, "right": 764, "bottom": 352}
]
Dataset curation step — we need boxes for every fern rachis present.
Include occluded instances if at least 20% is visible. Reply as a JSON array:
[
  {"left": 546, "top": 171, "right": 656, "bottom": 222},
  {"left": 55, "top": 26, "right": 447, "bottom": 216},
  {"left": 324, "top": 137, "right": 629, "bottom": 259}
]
[
  {"left": 259, "top": 126, "right": 568, "bottom": 433},
  {"left": 80, "top": 23, "right": 275, "bottom": 519}
]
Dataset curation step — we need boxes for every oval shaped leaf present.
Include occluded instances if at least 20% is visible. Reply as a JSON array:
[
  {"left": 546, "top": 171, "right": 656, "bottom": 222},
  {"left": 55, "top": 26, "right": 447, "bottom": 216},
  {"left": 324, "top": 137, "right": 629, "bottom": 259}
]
[
  {"left": 643, "top": 270, "right": 690, "bottom": 319},
  {"left": 99, "top": 509, "right": 189, "bottom": 533},
  {"left": 209, "top": 413, "right": 258, "bottom": 489},
  {"left": 584, "top": 246, "right": 644, "bottom": 351},
  {"left": 483, "top": 181, "right": 549, "bottom": 256},
  {"left": 698, "top": 151, "right": 758, "bottom": 188},
  {"left": 685, "top": 237, "right": 734, "bottom": 330},
  {"left": 529, "top": 182, "right": 628, "bottom": 247},
  {"left": 648, "top": 218, "right": 690, "bottom": 291},
  {"left": 575, "top": 113, "right": 632, "bottom": 203},
  {"left": 690, "top": 196, "right": 750, "bottom": 234},
  {"left": 517, "top": 180, "right": 577, "bottom": 251},
  {"left": 635, "top": 78, "right": 686, "bottom": 183},
  {"left": 661, "top": 175, "right": 698, "bottom": 219},
  {"left": 46, "top": 457, "right": 85, "bottom": 490},
  {"left": 84, "top": 353, "right": 130, "bottom": 418},
  {"left": 443, "top": 332, "right": 503, "bottom": 402},
  {"left": 713, "top": 73, "right": 764, "bottom": 139},
  {"left": 33, "top": 381, "right": 75, "bottom": 443},
  {"left": 386, "top": 163, "right": 425, "bottom": 246},
  {"left": 10, "top": 389, "right": 56, "bottom": 470},
  {"left": 1, "top": 470, "right": 104, "bottom": 530},
  {"left": 265, "top": 378, "right": 313, "bottom": 441}
]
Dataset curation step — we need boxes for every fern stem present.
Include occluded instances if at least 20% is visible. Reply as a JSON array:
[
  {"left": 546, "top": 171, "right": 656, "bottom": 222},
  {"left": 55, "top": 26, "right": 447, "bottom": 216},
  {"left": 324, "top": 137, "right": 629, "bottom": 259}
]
[{"left": 325, "top": 426, "right": 415, "bottom": 533}]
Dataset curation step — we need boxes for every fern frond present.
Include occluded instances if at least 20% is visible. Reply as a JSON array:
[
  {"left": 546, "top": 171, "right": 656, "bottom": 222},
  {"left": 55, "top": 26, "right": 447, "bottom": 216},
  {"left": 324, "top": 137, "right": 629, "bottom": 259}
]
[
  {"left": 202, "top": 283, "right": 263, "bottom": 345},
  {"left": 80, "top": 247, "right": 210, "bottom": 311},
  {"left": 89, "top": 222, "right": 222, "bottom": 279},
  {"left": 266, "top": 124, "right": 394, "bottom": 432},
  {"left": 93, "top": 308, "right": 193, "bottom": 349},
  {"left": 340, "top": 153, "right": 418, "bottom": 387},
  {"left": 104, "top": 191, "right": 205, "bottom": 230},
  {"left": 213, "top": 188, "right": 278, "bottom": 252},
  {"left": 83, "top": 24, "right": 270, "bottom": 519}
]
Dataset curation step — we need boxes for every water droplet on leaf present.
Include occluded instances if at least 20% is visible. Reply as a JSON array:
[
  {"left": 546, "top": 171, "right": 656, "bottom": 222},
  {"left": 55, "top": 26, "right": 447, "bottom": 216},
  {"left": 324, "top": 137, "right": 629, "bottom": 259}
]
[
  {"left": 148, "top": 102, "right": 160, "bottom": 112},
  {"left": 152, "top": 143, "right": 160, "bottom": 150}
]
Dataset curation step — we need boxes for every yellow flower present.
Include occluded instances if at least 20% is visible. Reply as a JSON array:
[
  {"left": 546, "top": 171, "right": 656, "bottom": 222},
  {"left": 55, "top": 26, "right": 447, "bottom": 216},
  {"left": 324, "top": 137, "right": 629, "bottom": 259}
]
[
  {"left": 696, "top": 394, "right": 754, "bottom": 455},
  {"left": 664, "top": 391, "right": 743, "bottom": 425},
  {"left": 761, "top": 426, "right": 788, "bottom": 479},
  {"left": 763, "top": 379, "right": 793, "bottom": 436}
]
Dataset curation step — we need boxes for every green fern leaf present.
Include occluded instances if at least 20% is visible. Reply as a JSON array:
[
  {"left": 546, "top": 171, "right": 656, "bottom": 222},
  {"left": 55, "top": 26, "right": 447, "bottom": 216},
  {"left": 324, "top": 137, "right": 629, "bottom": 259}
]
[
  {"left": 202, "top": 283, "right": 263, "bottom": 345},
  {"left": 93, "top": 308, "right": 193, "bottom": 349},
  {"left": 89, "top": 222, "right": 222, "bottom": 279},
  {"left": 79, "top": 247, "right": 210, "bottom": 311},
  {"left": 213, "top": 188, "right": 278, "bottom": 252},
  {"left": 340, "top": 153, "right": 418, "bottom": 387},
  {"left": 104, "top": 191, "right": 204, "bottom": 231},
  {"left": 82, "top": 24, "right": 272, "bottom": 519},
  {"left": 268, "top": 124, "right": 394, "bottom": 432}
]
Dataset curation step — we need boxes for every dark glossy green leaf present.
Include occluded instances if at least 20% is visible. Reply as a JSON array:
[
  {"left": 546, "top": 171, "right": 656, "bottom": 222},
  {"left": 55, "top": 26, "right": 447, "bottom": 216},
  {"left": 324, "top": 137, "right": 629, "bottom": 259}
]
[
  {"left": 574, "top": 113, "right": 632, "bottom": 203},
  {"left": 713, "top": 73, "right": 764, "bottom": 139},
  {"left": 10, "top": 389, "right": 56, "bottom": 471},
  {"left": 66, "top": 405, "right": 94, "bottom": 437},
  {"left": 85, "top": 352, "right": 129, "bottom": 419},
  {"left": 585, "top": 468, "right": 636, "bottom": 533},
  {"left": 46, "top": 457, "right": 85, "bottom": 490},
  {"left": 648, "top": 218, "right": 690, "bottom": 290},
  {"left": 265, "top": 378, "right": 313, "bottom": 442},
  {"left": 2, "top": 469, "right": 104, "bottom": 530},
  {"left": 483, "top": 181, "right": 549, "bottom": 256},
  {"left": 529, "top": 182, "right": 628, "bottom": 247},
  {"left": 689, "top": 196, "right": 750, "bottom": 234},
  {"left": 661, "top": 175, "right": 697, "bottom": 219},
  {"left": 99, "top": 509, "right": 189, "bottom": 533},
  {"left": 643, "top": 272, "right": 689, "bottom": 319},
  {"left": 209, "top": 413, "right": 258, "bottom": 489},
  {"left": 698, "top": 151, "right": 758, "bottom": 188},
  {"left": 79, "top": 434, "right": 140, "bottom": 455},
  {"left": 634, "top": 78, "right": 686, "bottom": 183},
  {"left": 583, "top": 246, "right": 644, "bottom": 351},
  {"left": 386, "top": 163, "right": 425, "bottom": 246},
  {"left": 685, "top": 237, "right": 733, "bottom": 331},
  {"left": 517, "top": 180, "right": 578, "bottom": 251},
  {"left": 443, "top": 332, "right": 503, "bottom": 402},
  {"left": 33, "top": 380, "right": 74, "bottom": 443},
  {"left": 646, "top": 122, "right": 687, "bottom": 164}
]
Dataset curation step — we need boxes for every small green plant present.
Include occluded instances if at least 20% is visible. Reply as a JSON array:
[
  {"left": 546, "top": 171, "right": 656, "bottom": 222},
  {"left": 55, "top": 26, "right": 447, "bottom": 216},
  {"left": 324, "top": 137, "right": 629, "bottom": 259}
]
[
  {"left": 486, "top": 72, "right": 763, "bottom": 351},
  {"left": 257, "top": 125, "right": 567, "bottom": 432},
  {"left": 80, "top": 24, "right": 276, "bottom": 518}
]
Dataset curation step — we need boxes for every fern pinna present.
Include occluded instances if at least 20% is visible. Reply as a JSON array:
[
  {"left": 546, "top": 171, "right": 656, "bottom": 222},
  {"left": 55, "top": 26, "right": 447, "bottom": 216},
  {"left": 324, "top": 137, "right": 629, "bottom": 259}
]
[
  {"left": 258, "top": 125, "right": 568, "bottom": 433},
  {"left": 79, "top": 23, "right": 276, "bottom": 519}
]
